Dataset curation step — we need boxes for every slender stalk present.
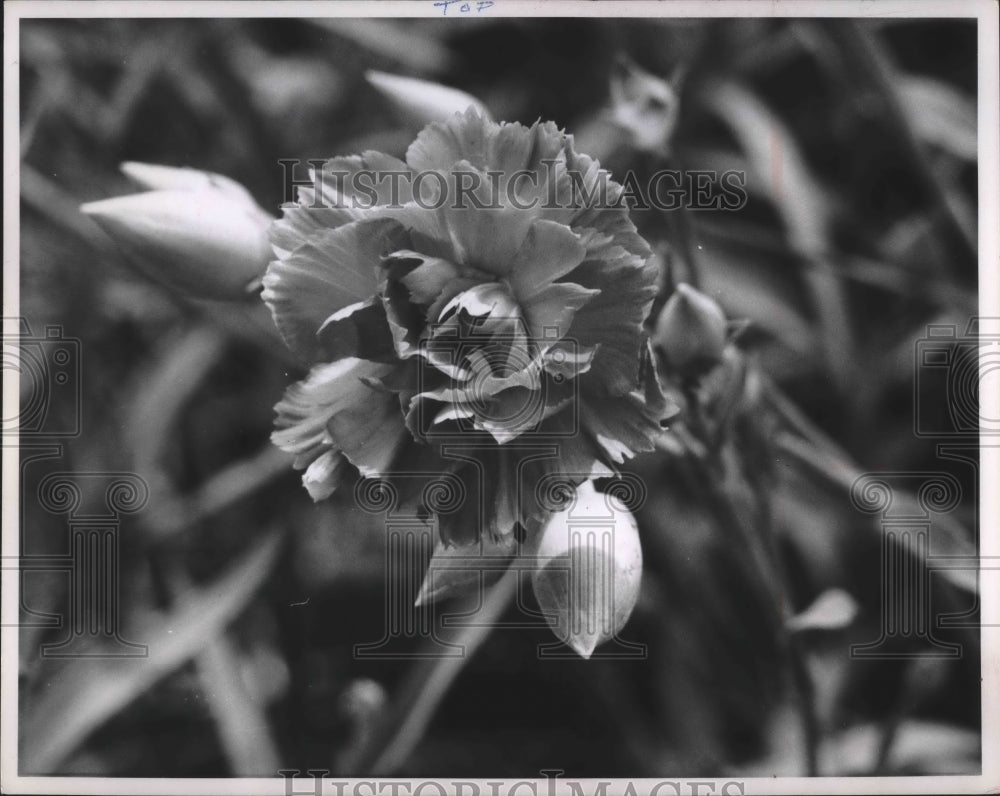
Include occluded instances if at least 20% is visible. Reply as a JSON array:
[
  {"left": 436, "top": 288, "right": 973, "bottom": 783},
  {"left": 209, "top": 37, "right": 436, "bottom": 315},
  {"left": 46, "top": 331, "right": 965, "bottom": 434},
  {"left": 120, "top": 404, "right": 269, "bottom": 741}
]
[
  {"left": 685, "top": 375, "right": 823, "bottom": 775},
  {"left": 738, "top": 436, "right": 821, "bottom": 776},
  {"left": 347, "top": 567, "right": 519, "bottom": 776},
  {"left": 661, "top": 153, "right": 703, "bottom": 290},
  {"left": 693, "top": 442, "right": 820, "bottom": 775},
  {"left": 789, "top": 638, "right": 820, "bottom": 775}
]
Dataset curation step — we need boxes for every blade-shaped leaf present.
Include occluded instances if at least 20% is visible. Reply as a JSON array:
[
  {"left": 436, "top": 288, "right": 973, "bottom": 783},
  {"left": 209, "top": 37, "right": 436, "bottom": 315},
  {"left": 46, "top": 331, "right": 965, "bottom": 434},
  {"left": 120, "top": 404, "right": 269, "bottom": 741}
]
[{"left": 21, "top": 531, "right": 282, "bottom": 773}]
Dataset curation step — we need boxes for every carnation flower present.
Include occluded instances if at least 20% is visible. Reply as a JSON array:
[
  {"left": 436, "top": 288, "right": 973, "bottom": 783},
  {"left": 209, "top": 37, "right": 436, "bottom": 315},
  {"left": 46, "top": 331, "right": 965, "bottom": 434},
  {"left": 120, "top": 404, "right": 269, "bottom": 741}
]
[{"left": 264, "top": 108, "right": 674, "bottom": 546}]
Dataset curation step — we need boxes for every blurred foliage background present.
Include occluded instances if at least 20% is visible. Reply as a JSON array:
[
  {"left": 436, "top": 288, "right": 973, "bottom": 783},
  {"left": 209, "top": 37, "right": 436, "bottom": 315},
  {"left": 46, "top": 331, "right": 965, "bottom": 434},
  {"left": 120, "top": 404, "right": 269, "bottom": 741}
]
[{"left": 17, "top": 15, "right": 981, "bottom": 779}]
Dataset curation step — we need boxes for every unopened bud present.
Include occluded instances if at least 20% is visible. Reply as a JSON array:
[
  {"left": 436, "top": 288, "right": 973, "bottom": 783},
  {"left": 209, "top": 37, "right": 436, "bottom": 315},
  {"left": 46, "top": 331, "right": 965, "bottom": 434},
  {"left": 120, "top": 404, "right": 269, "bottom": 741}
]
[
  {"left": 120, "top": 162, "right": 272, "bottom": 225},
  {"left": 609, "top": 60, "right": 680, "bottom": 154},
  {"left": 82, "top": 168, "right": 273, "bottom": 300},
  {"left": 654, "top": 282, "right": 728, "bottom": 374},
  {"left": 531, "top": 480, "right": 642, "bottom": 659},
  {"left": 366, "top": 70, "right": 491, "bottom": 126}
]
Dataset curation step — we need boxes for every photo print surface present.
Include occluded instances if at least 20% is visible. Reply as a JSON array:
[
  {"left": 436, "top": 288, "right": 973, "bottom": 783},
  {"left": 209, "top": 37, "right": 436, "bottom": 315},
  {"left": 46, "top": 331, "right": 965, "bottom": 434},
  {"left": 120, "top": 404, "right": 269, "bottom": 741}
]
[{"left": 3, "top": 4, "right": 998, "bottom": 795}]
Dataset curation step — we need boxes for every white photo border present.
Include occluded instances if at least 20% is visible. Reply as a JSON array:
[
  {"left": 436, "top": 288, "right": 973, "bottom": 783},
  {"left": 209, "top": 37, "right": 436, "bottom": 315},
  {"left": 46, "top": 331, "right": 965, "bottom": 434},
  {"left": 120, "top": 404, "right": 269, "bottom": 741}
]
[{"left": 3, "top": 1, "right": 998, "bottom": 794}]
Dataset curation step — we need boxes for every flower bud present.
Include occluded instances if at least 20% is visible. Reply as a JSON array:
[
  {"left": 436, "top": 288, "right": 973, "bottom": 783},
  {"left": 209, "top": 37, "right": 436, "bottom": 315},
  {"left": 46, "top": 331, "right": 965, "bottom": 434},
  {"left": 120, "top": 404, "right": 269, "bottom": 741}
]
[
  {"left": 366, "top": 70, "right": 491, "bottom": 126},
  {"left": 120, "top": 162, "right": 271, "bottom": 225},
  {"left": 609, "top": 60, "right": 680, "bottom": 154},
  {"left": 531, "top": 480, "right": 642, "bottom": 658},
  {"left": 81, "top": 172, "right": 273, "bottom": 300},
  {"left": 654, "top": 283, "right": 728, "bottom": 375}
]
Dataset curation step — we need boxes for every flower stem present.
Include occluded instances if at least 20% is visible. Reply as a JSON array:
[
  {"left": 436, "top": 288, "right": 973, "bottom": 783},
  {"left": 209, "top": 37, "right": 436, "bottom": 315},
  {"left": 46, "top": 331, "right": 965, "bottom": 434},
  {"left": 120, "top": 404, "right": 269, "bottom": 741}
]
[
  {"left": 789, "top": 637, "right": 820, "bottom": 775},
  {"left": 684, "top": 382, "right": 822, "bottom": 775},
  {"left": 346, "top": 566, "right": 519, "bottom": 776}
]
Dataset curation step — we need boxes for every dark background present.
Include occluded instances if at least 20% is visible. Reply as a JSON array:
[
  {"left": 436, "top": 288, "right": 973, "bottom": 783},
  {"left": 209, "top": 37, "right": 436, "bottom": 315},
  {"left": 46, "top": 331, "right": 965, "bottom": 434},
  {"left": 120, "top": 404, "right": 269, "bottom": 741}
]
[{"left": 16, "top": 16, "right": 981, "bottom": 778}]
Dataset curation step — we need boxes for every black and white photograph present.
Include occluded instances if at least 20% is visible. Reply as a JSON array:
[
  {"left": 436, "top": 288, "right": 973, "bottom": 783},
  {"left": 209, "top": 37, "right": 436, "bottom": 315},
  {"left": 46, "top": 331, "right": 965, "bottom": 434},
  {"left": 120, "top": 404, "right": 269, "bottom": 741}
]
[{"left": 2, "top": 2, "right": 998, "bottom": 794}]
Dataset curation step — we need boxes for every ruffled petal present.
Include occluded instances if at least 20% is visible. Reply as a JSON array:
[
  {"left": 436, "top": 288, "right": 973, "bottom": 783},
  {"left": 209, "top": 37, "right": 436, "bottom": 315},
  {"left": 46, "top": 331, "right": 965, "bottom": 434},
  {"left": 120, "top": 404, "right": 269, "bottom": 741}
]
[
  {"left": 381, "top": 203, "right": 458, "bottom": 260},
  {"left": 532, "top": 148, "right": 608, "bottom": 228},
  {"left": 302, "top": 450, "right": 347, "bottom": 501},
  {"left": 270, "top": 203, "right": 358, "bottom": 261},
  {"left": 438, "top": 162, "right": 535, "bottom": 275},
  {"left": 405, "top": 361, "right": 540, "bottom": 438},
  {"left": 387, "top": 251, "right": 462, "bottom": 305},
  {"left": 564, "top": 248, "right": 658, "bottom": 395},
  {"left": 316, "top": 152, "right": 414, "bottom": 208},
  {"left": 578, "top": 348, "right": 676, "bottom": 464},
  {"left": 424, "top": 282, "right": 522, "bottom": 373},
  {"left": 580, "top": 391, "right": 663, "bottom": 464},
  {"left": 405, "top": 108, "right": 538, "bottom": 175},
  {"left": 316, "top": 298, "right": 397, "bottom": 363},
  {"left": 514, "top": 436, "right": 613, "bottom": 537},
  {"left": 521, "top": 282, "right": 600, "bottom": 344},
  {"left": 565, "top": 149, "right": 653, "bottom": 259},
  {"left": 271, "top": 208, "right": 453, "bottom": 273},
  {"left": 262, "top": 217, "right": 409, "bottom": 362},
  {"left": 438, "top": 280, "right": 519, "bottom": 322},
  {"left": 273, "top": 358, "right": 408, "bottom": 478},
  {"left": 378, "top": 255, "right": 429, "bottom": 360},
  {"left": 270, "top": 152, "right": 415, "bottom": 259},
  {"left": 475, "top": 385, "right": 570, "bottom": 444},
  {"left": 431, "top": 449, "right": 524, "bottom": 544},
  {"left": 507, "top": 219, "right": 586, "bottom": 299}
]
